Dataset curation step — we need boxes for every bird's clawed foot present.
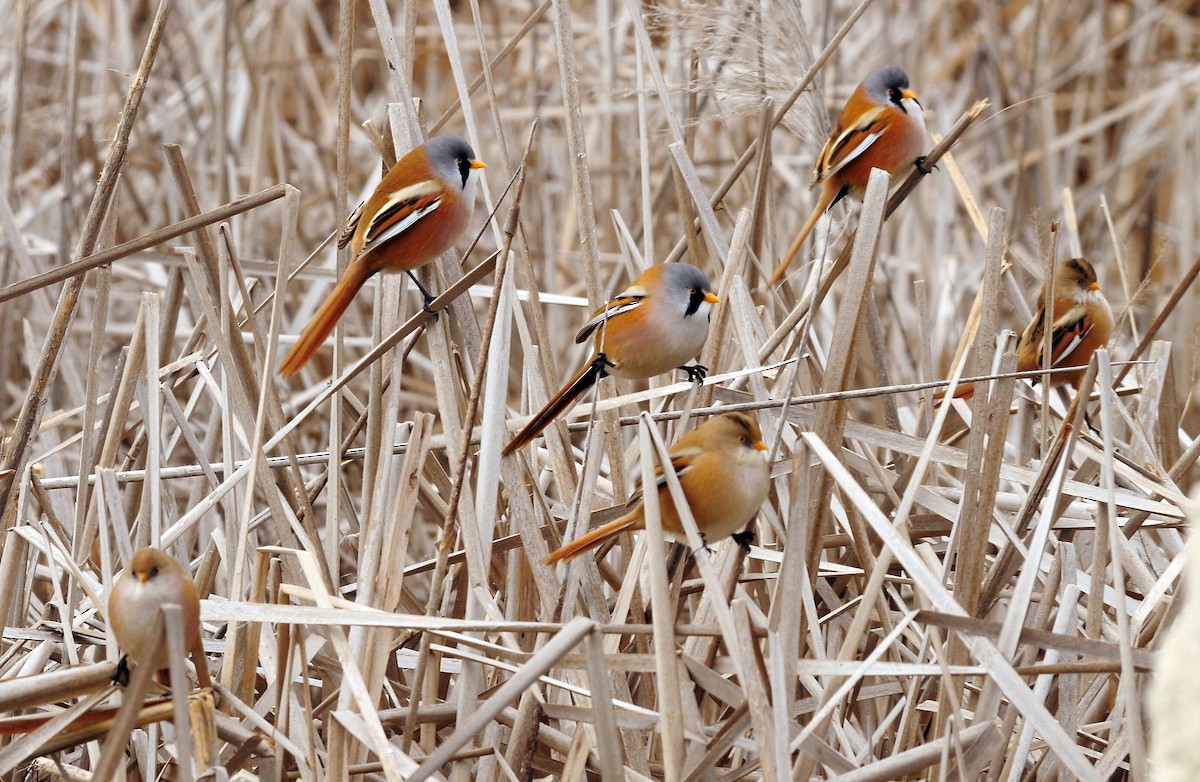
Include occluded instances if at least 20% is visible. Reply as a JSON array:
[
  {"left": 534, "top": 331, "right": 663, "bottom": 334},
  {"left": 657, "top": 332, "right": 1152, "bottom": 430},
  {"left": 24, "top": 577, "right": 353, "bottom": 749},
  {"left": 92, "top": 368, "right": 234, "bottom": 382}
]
[
  {"left": 592, "top": 353, "right": 615, "bottom": 378},
  {"left": 914, "top": 156, "right": 937, "bottom": 175},
  {"left": 421, "top": 294, "right": 440, "bottom": 320},
  {"left": 690, "top": 533, "right": 715, "bottom": 559},
  {"left": 112, "top": 655, "right": 131, "bottom": 687},
  {"left": 731, "top": 529, "right": 755, "bottom": 554},
  {"left": 406, "top": 271, "right": 441, "bottom": 321},
  {"left": 680, "top": 364, "right": 709, "bottom": 384}
]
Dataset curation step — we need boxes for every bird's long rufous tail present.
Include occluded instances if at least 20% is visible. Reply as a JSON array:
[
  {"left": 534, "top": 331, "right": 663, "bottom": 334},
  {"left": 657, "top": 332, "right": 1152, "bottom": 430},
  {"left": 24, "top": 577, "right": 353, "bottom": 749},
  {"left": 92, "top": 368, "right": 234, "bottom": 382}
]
[
  {"left": 544, "top": 511, "right": 644, "bottom": 565},
  {"left": 502, "top": 356, "right": 607, "bottom": 456},
  {"left": 279, "top": 259, "right": 373, "bottom": 378},
  {"left": 770, "top": 184, "right": 838, "bottom": 287}
]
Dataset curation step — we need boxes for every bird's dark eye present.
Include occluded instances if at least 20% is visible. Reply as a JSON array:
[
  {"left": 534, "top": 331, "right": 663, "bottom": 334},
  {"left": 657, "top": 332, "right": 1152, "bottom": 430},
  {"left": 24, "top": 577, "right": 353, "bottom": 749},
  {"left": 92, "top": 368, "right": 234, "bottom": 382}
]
[
  {"left": 886, "top": 87, "right": 914, "bottom": 113},
  {"left": 149, "top": 567, "right": 159, "bottom": 577},
  {"left": 456, "top": 157, "right": 471, "bottom": 188}
]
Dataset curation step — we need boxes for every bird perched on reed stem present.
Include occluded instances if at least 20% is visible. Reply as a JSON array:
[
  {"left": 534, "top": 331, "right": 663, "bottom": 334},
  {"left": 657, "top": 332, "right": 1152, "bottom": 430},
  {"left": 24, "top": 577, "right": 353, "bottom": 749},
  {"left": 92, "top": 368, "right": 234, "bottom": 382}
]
[
  {"left": 771, "top": 65, "right": 929, "bottom": 287},
  {"left": 544, "top": 412, "right": 771, "bottom": 564},
  {"left": 279, "top": 135, "right": 485, "bottom": 377},
  {"left": 108, "top": 546, "right": 207, "bottom": 686},
  {"left": 942, "top": 258, "right": 1113, "bottom": 402},
  {"left": 503, "top": 263, "right": 718, "bottom": 456}
]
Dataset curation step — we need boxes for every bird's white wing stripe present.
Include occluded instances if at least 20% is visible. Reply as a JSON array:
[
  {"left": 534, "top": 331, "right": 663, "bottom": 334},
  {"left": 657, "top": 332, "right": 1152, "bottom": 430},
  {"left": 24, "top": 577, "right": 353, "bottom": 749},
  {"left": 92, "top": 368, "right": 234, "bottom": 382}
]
[
  {"left": 1053, "top": 323, "right": 1094, "bottom": 367},
  {"left": 826, "top": 132, "right": 882, "bottom": 176},
  {"left": 360, "top": 199, "right": 442, "bottom": 259},
  {"left": 600, "top": 300, "right": 642, "bottom": 320},
  {"left": 383, "top": 179, "right": 443, "bottom": 207},
  {"left": 576, "top": 298, "right": 644, "bottom": 342}
]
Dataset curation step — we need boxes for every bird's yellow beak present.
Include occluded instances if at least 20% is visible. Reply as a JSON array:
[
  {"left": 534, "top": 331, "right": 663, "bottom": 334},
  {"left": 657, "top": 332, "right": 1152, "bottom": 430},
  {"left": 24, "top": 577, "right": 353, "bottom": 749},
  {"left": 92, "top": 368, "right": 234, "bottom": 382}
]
[
  {"left": 1088, "top": 282, "right": 1101, "bottom": 291},
  {"left": 136, "top": 572, "right": 150, "bottom": 583},
  {"left": 704, "top": 292, "right": 720, "bottom": 304},
  {"left": 470, "top": 160, "right": 487, "bottom": 170},
  {"left": 901, "top": 89, "right": 917, "bottom": 101},
  {"left": 753, "top": 440, "right": 768, "bottom": 451}
]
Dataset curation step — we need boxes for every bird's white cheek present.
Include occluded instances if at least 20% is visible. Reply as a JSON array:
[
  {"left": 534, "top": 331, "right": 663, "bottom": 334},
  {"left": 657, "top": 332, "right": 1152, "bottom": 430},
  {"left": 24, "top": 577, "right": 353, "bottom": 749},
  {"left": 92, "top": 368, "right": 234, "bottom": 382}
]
[
  {"left": 902, "top": 98, "right": 928, "bottom": 137},
  {"left": 736, "top": 449, "right": 770, "bottom": 468}
]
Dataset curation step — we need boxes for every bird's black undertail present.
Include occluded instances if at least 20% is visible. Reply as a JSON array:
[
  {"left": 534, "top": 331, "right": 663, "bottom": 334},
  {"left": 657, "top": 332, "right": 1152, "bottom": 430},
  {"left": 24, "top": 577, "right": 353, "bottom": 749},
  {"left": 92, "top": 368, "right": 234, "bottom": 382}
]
[{"left": 503, "top": 354, "right": 612, "bottom": 456}]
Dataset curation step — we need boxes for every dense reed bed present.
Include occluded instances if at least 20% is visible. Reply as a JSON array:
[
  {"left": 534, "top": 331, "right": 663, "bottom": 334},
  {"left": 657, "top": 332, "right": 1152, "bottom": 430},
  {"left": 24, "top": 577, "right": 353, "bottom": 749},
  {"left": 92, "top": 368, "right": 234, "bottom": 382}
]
[{"left": 1, "top": 0, "right": 1198, "bottom": 779}]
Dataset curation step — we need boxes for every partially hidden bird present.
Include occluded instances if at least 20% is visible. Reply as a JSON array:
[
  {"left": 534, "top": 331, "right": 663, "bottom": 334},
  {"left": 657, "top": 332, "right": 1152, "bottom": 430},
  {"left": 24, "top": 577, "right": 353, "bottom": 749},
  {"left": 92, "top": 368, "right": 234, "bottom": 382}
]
[
  {"left": 544, "top": 411, "right": 772, "bottom": 564},
  {"left": 279, "top": 135, "right": 486, "bottom": 377},
  {"left": 770, "top": 65, "right": 929, "bottom": 286},
  {"left": 108, "top": 547, "right": 204, "bottom": 683},
  {"left": 944, "top": 257, "right": 1113, "bottom": 401},
  {"left": 502, "top": 262, "right": 719, "bottom": 456}
]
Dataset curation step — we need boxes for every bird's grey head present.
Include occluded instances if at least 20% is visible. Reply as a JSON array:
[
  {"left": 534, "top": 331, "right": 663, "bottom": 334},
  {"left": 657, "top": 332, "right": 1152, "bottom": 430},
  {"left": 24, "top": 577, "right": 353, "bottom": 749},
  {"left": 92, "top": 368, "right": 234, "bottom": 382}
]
[
  {"left": 425, "top": 135, "right": 480, "bottom": 190},
  {"left": 663, "top": 263, "right": 717, "bottom": 318},
  {"left": 863, "top": 65, "right": 918, "bottom": 111}
]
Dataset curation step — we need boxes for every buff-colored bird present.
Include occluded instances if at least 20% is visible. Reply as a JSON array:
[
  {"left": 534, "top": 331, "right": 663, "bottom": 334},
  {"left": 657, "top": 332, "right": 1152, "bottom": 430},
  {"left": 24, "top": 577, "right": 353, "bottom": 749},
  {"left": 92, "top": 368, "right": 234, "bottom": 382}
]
[
  {"left": 943, "top": 258, "right": 1113, "bottom": 401},
  {"left": 545, "top": 412, "right": 771, "bottom": 564},
  {"left": 108, "top": 547, "right": 206, "bottom": 685}
]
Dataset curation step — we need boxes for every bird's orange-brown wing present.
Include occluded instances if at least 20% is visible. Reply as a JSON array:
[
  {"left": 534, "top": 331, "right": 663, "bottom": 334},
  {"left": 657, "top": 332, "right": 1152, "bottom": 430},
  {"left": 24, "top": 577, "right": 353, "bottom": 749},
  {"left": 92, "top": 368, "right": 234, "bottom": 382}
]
[
  {"left": 1017, "top": 300, "right": 1097, "bottom": 371},
  {"left": 357, "top": 180, "right": 445, "bottom": 259},
  {"left": 622, "top": 447, "right": 702, "bottom": 510},
  {"left": 1049, "top": 314, "right": 1098, "bottom": 367},
  {"left": 812, "top": 104, "right": 889, "bottom": 186},
  {"left": 574, "top": 294, "right": 645, "bottom": 344}
]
